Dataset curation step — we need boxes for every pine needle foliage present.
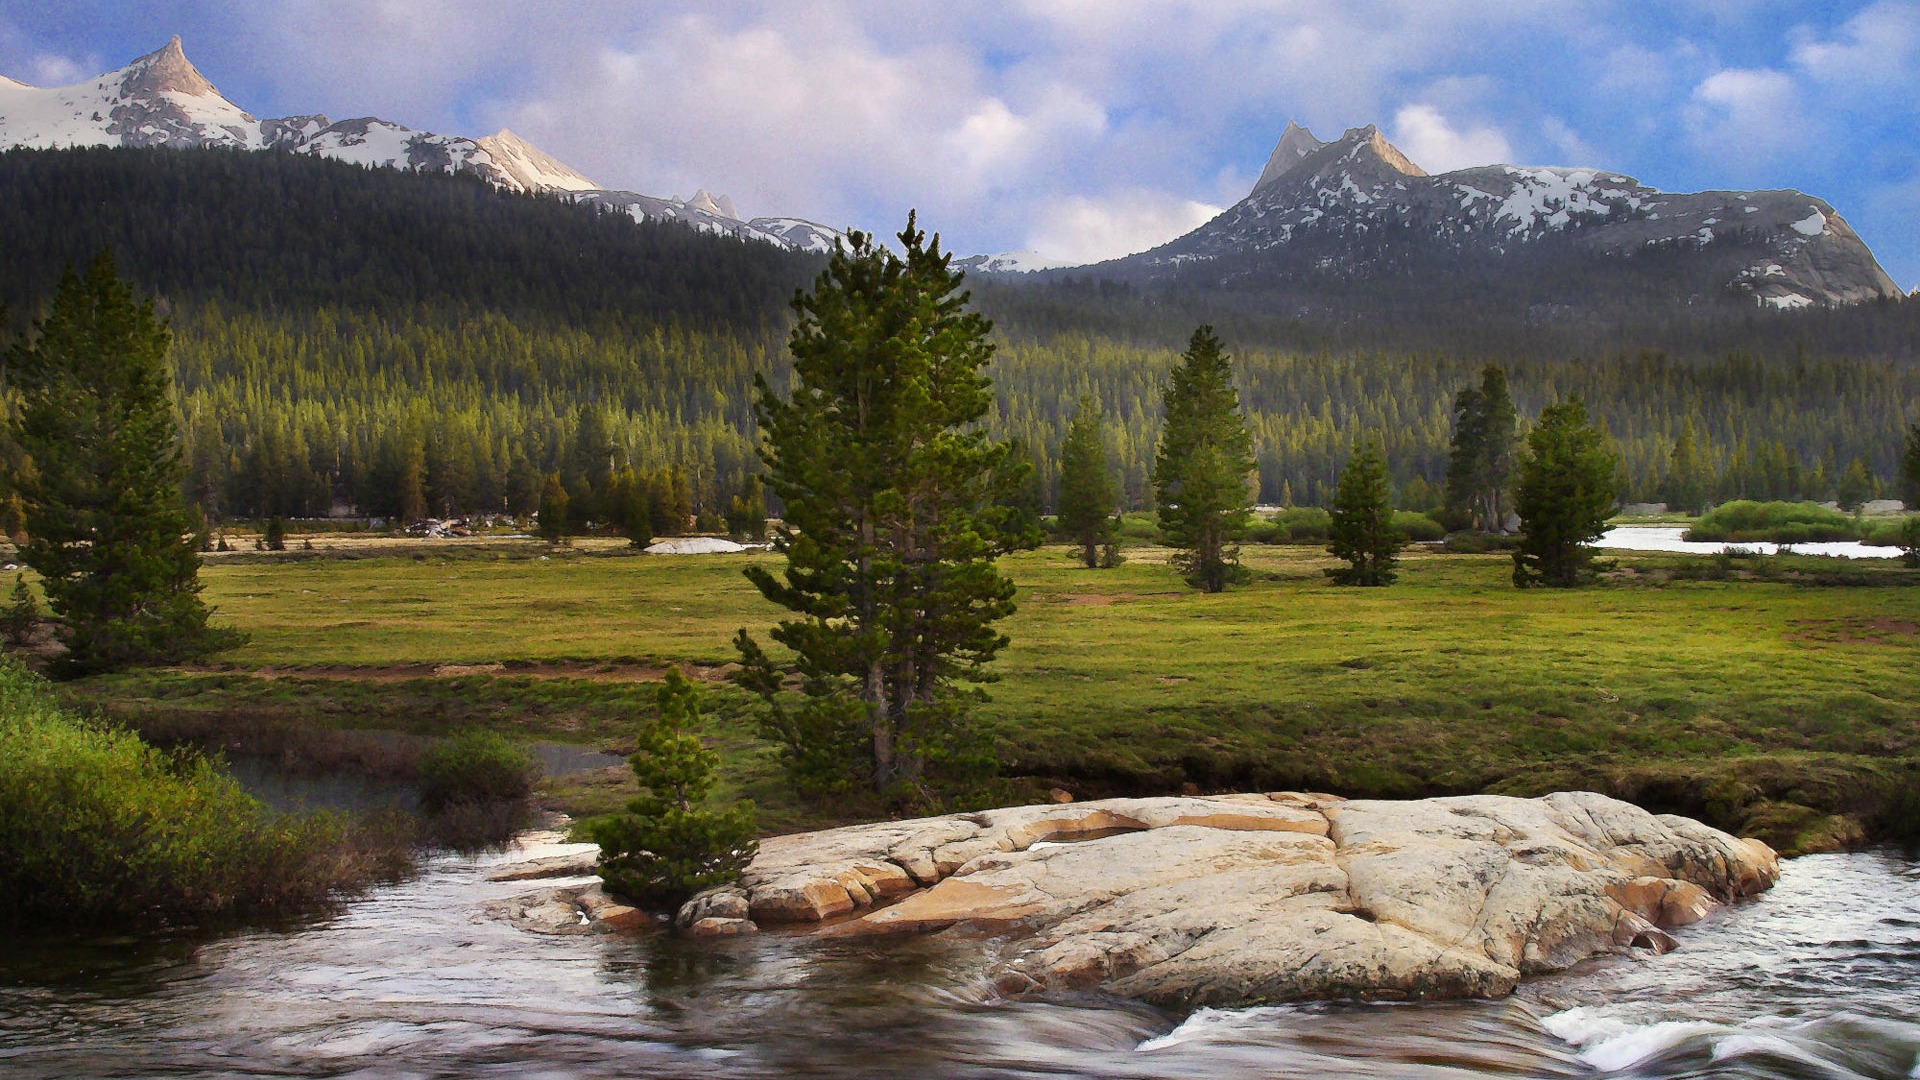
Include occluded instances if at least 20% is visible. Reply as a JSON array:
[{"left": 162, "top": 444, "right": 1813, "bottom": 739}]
[
  {"left": 1326, "top": 440, "right": 1403, "bottom": 586},
  {"left": 589, "top": 669, "right": 757, "bottom": 911},
  {"left": 1512, "top": 397, "right": 1620, "bottom": 588},
  {"left": 733, "top": 214, "right": 1027, "bottom": 798},
  {"left": 1056, "top": 399, "right": 1120, "bottom": 568},
  {"left": 6, "top": 252, "right": 240, "bottom": 676},
  {"left": 1154, "top": 326, "right": 1256, "bottom": 592}
]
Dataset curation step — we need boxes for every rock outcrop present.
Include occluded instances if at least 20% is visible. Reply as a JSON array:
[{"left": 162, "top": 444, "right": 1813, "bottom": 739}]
[{"left": 662, "top": 791, "right": 1779, "bottom": 1008}]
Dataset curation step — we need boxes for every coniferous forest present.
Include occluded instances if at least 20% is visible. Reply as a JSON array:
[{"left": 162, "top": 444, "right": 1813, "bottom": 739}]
[{"left": 1, "top": 145, "right": 1917, "bottom": 529}]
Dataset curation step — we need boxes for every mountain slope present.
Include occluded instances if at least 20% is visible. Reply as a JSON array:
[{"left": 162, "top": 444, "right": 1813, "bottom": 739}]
[
  {"left": 1091, "top": 123, "right": 1899, "bottom": 314},
  {"left": 0, "top": 37, "right": 840, "bottom": 252}
]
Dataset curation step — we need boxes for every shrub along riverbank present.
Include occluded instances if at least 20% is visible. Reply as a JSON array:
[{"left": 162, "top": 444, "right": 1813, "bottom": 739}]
[
  {"left": 1685, "top": 500, "right": 1914, "bottom": 545},
  {"left": 47, "top": 540, "right": 1920, "bottom": 855},
  {"left": 0, "top": 659, "right": 411, "bottom": 929}
]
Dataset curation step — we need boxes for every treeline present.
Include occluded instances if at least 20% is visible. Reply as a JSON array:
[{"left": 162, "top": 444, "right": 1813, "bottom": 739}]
[{"left": 2, "top": 145, "right": 1916, "bottom": 526}]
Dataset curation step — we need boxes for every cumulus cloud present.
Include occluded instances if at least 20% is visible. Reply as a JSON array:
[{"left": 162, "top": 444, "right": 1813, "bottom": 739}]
[
  {"left": 1390, "top": 105, "right": 1512, "bottom": 172},
  {"left": 1024, "top": 189, "right": 1222, "bottom": 264},
  {"left": 1683, "top": 67, "right": 1807, "bottom": 169},
  {"left": 1790, "top": 0, "right": 1920, "bottom": 89}
]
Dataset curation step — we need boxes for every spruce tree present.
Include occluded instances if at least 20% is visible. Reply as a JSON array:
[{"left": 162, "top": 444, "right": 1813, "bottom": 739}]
[
  {"left": 3, "top": 574, "right": 37, "bottom": 647},
  {"left": 732, "top": 215, "right": 1027, "bottom": 797},
  {"left": 6, "top": 253, "right": 240, "bottom": 675},
  {"left": 724, "top": 475, "right": 766, "bottom": 540},
  {"left": 1326, "top": 440, "right": 1402, "bottom": 586},
  {"left": 1663, "top": 417, "right": 1711, "bottom": 515},
  {"left": 537, "top": 474, "right": 570, "bottom": 545},
  {"left": 588, "top": 669, "right": 758, "bottom": 910},
  {"left": 1512, "top": 397, "right": 1620, "bottom": 588},
  {"left": 1836, "top": 456, "right": 1877, "bottom": 511},
  {"left": 1153, "top": 326, "right": 1255, "bottom": 593},
  {"left": 1444, "top": 365, "right": 1519, "bottom": 531},
  {"left": 1901, "top": 424, "right": 1920, "bottom": 507},
  {"left": 1056, "top": 400, "right": 1119, "bottom": 568}
]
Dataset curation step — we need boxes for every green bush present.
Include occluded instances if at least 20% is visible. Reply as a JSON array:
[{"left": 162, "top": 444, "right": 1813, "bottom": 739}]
[
  {"left": 1686, "top": 500, "right": 1858, "bottom": 544},
  {"left": 1391, "top": 511, "right": 1447, "bottom": 543},
  {"left": 1115, "top": 511, "right": 1163, "bottom": 544},
  {"left": 1264, "top": 507, "right": 1332, "bottom": 543},
  {"left": 416, "top": 730, "right": 538, "bottom": 811},
  {"left": 0, "top": 658, "right": 387, "bottom": 927}
]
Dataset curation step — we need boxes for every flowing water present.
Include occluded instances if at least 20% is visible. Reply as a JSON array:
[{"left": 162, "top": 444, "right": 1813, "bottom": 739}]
[
  {"left": 2, "top": 839, "right": 1915, "bottom": 1079},
  {"left": 1597, "top": 526, "right": 1904, "bottom": 561}
]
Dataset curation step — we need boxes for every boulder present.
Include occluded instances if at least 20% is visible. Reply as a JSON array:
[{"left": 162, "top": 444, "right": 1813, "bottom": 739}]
[{"left": 667, "top": 791, "right": 1778, "bottom": 1008}]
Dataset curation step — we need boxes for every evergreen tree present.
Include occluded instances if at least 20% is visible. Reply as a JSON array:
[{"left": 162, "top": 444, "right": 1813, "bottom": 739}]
[
  {"left": 1444, "top": 364, "right": 1519, "bottom": 531},
  {"left": 1512, "top": 397, "right": 1620, "bottom": 588},
  {"left": 1665, "top": 417, "right": 1711, "bottom": 514},
  {"left": 1836, "top": 456, "right": 1877, "bottom": 511},
  {"left": 6, "top": 253, "right": 239, "bottom": 675},
  {"left": 724, "top": 475, "right": 766, "bottom": 541},
  {"left": 587, "top": 669, "right": 758, "bottom": 910},
  {"left": 3, "top": 574, "right": 37, "bottom": 647},
  {"left": 1057, "top": 400, "right": 1119, "bottom": 568},
  {"left": 988, "top": 439, "right": 1047, "bottom": 551},
  {"left": 732, "top": 215, "right": 1020, "bottom": 797},
  {"left": 610, "top": 468, "right": 652, "bottom": 548},
  {"left": 264, "top": 516, "right": 287, "bottom": 552},
  {"left": 1153, "top": 326, "right": 1256, "bottom": 593},
  {"left": 537, "top": 474, "right": 570, "bottom": 545},
  {"left": 1902, "top": 424, "right": 1920, "bottom": 507},
  {"left": 1326, "top": 439, "right": 1402, "bottom": 586}
]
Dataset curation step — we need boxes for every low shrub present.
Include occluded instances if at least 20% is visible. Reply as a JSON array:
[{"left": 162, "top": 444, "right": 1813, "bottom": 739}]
[
  {"left": 1115, "top": 511, "right": 1162, "bottom": 544},
  {"left": 1267, "top": 507, "right": 1332, "bottom": 544},
  {"left": 1686, "top": 500, "right": 1858, "bottom": 544},
  {"left": 0, "top": 659, "right": 402, "bottom": 928},
  {"left": 1391, "top": 511, "right": 1447, "bottom": 543},
  {"left": 416, "top": 730, "right": 539, "bottom": 812},
  {"left": 1440, "top": 532, "right": 1524, "bottom": 554}
]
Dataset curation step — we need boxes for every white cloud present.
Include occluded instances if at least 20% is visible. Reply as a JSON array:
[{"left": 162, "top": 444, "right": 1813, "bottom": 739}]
[
  {"left": 1683, "top": 67, "right": 1807, "bottom": 168},
  {"left": 1790, "top": 0, "right": 1920, "bottom": 89},
  {"left": 1389, "top": 104, "right": 1512, "bottom": 172},
  {"left": 1025, "top": 189, "right": 1222, "bottom": 264},
  {"left": 1539, "top": 116, "right": 1602, "bottom": 168}
]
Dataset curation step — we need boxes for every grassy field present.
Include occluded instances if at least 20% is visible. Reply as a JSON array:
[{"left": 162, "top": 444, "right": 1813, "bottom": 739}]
[{"left": 52, "top": 539, "right": 1920, "bottom": 852}]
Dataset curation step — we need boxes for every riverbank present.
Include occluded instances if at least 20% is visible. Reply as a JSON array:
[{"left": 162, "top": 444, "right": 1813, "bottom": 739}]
[{"left": 48, "top": 541, "right": 1920, "bottom": 853}]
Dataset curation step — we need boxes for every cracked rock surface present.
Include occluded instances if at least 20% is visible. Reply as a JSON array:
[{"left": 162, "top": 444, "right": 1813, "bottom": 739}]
[{"left": 673, "top": 791, "right": 1779, "bottom": 1008}]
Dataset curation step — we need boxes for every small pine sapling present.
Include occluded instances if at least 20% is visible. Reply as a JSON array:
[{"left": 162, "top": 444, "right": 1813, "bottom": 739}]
[{"left": 589, "top": 669, "right": 758, "bottom": 911}]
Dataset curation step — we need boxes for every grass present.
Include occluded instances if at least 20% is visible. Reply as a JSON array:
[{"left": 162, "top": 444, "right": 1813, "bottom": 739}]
[{"left": 52, "top": 539, "right": 1920, "bottom": 854}]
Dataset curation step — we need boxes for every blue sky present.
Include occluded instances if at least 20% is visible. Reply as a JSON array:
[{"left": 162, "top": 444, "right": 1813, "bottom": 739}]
[{"left": 5, "top": 2, "right": 1917, "bottom": 285}]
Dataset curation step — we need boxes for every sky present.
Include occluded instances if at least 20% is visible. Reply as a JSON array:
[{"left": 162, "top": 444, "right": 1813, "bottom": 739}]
[{"left": 4, "top": 2, "right": 1917, "bottom": 285}]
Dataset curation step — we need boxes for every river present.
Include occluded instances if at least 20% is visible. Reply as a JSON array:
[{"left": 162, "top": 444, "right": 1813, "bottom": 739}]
[
  {"left": 2, "top": 836, "right": 1914, "bottom": 1079},
  {"left": 1597, "top": 525, "right": 1905, "bottom": 561}
]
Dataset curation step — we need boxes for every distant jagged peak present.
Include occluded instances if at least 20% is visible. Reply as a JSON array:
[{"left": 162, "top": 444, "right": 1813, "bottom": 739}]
[
  {"left": 685, "top": 188, "right": 739, "bottom": 220},
  {"left": 120, "top": 36, "right": 227, "bottom": 104},
  {"left": 473, "top": 128, "right": 599, "bottom": 192},
  {"left": 1251, "top": 121, "right": 1326, "bottom": 195}
]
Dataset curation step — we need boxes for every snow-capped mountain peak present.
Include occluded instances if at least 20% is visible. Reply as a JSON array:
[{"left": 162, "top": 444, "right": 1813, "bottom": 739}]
[
  {"left": 0, "top": 38, "right": 841, "bottom": 255},
  {"left": 472, "top": 128, "right": 599, "bottom": 193},
  {"left": 684, "top": 188, "right": 739, "bottom": 220}
]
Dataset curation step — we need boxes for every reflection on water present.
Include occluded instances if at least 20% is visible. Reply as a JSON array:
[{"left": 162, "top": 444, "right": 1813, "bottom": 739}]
[
  {"left": 2, "top": 841, "right": 1916, "bottom": 1079},
  {"left": 1598, "top": 525, "right": 1903, "bottom": 560}
]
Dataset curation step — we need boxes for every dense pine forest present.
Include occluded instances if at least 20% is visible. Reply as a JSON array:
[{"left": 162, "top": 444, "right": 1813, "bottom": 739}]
[{"left": 1, "top": 145, "right": 1916, "bottom": 527}]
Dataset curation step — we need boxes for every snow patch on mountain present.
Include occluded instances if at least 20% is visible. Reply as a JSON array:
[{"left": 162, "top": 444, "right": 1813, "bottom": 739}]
[
  {"left": 953, "top": 250, "right": 1081, "bottom": 274},
  {"left": 473, "top": 129, "right": 598, "bottom": 192}
]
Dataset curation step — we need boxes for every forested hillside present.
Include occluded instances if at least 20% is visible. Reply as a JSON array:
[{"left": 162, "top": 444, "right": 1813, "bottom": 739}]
[{"left": 1, "top": 146, "right": 1916, "bottom": 526}]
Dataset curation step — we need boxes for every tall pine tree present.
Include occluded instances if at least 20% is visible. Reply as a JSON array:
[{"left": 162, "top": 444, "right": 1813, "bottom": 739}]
[
  {"left": 1512, "top": 397, "right": 1619, "bottom": 588},
  {"left": 732, "top": 215, "right": 1026, "bottom": 797},
  {"left": 1444, "top": 364, "right": 1519, "bottom": 532},
  {"left": 6, "top": 253, "right": 239, "bottom": 675},
  {"left": 1153, "top": 326, "right": 1255, "bottom": 593},
  {"left": 1326, "top": 439, "right": 1402, "bottom": 586},
  {"left": 1056, "top": 399, "right": 1119, "bottom": 568}
]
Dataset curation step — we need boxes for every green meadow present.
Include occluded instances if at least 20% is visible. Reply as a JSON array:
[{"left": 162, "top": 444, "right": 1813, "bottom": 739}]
[{"left": 58, "top": 540, "right": 1920, "bottom": 852}]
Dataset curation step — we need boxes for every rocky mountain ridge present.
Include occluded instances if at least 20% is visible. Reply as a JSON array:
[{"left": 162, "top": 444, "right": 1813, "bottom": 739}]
[
  {"left": 0, "top": 37, "right": 840, "bottom": 254},
  {"left": 1087, "top": 122, "right": 1900, "bottom": 312}
]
